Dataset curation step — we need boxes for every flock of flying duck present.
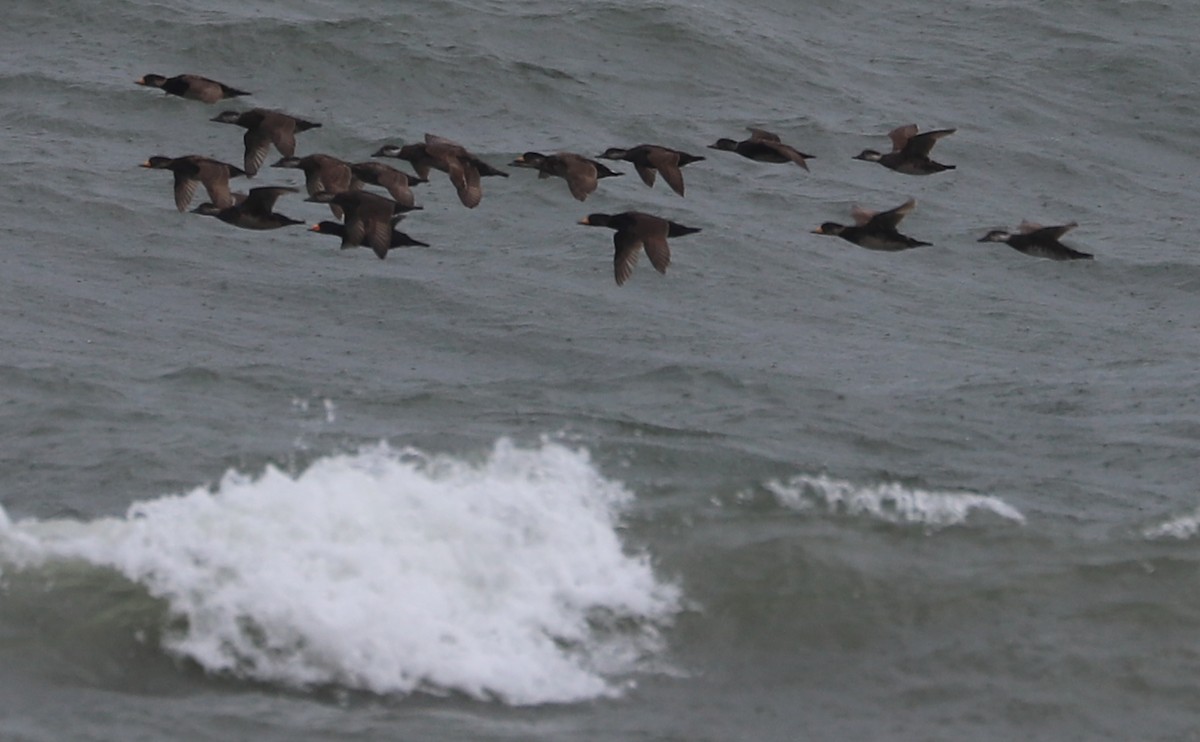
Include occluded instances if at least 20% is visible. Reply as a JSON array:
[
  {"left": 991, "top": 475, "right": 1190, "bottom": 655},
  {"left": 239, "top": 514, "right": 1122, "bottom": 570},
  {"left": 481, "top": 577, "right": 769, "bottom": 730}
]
[{"left": 136, "top": 72, "right": 1093, "bottom": 287}]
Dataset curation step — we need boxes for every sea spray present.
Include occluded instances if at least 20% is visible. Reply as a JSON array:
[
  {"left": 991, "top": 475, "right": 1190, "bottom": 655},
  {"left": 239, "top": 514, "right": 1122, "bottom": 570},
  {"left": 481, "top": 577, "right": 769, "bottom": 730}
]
[{"left": 0, "top": 439, "right": 682, "bottom": 704}]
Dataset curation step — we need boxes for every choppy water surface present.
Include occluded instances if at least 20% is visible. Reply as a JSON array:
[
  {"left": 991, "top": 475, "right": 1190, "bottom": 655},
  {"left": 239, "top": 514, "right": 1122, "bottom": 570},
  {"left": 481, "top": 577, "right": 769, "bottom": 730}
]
[{"left": 2, "top": 0, "right": 1200, "bottom": 739}]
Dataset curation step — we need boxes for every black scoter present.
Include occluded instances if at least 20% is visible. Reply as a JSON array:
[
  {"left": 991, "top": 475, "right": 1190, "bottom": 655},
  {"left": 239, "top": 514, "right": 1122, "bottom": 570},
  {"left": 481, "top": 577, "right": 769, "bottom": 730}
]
[
  {"left": 596, "top": 144, "right": 704, "bottom": 197},
  {"left": 348, "top": 162, "right": 426, "bottom": 208},
  {"left": 812, "top": 198, "right": 931, "bottom": 250},
  {"left": 136, "top": 73, "right": 250, "bottom": 103},
  {"left": 191, "top": 186, "right": 303, "bottom": 230},
  {"left": 978, "top": 221, "right": 1092, "bottom": 260},
  {"left": 210, "top": 109, "right": 322, "bottom": 177},
  {"left": 579, "top": 211, "right": 701, "bottom": 285},
  {"left": 271, "top": 154, "right": 356, "bottom": 217},
  {"left": 141, "top": 155, "right": 246, "bottom": 211},
  {"left": 309, "top": 220, "right": 428, "bottom": 259},
  {"left": 511, "top": 151, "right": 622, "bottom": 201},
  {"left": 709, "top": 128, "right": 814, "bottom": 169},
  {"left": 306, "top": 191, "right": 419, "bottom": 254},
  {"left": 373, "top": 134, "right": 507, "bottom": 208},
  {"left": 853, "top": 124, "right": 956, "bottom": 175}
]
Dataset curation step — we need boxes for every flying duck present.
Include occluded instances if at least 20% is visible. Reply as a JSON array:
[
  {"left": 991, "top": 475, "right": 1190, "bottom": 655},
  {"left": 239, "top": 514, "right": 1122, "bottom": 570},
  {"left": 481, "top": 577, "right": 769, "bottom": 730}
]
[
  {"left": 305, "top": 191, "right": 419, "bottom": 254},
  {"left": 308, "top": 219, "right": 428, "bottom": 259},
  {"left": 812, "top": 198, "right": 931, "bottom": 250},
  {"left": 135, "top": 73, "right": 250, "bottom": 103},
  {"left": 210, "top": 108, "right": 322, "bottom": 177},
  {"left": 510, "top": 151, "right": 622, "bottom": 201},
  {"left": 271, "top": 154, "right": 357, "bottom": 217},
  {"left": 596, "top": 144, "right": 705, "bottom": 197},
  {"left": 191, "top": 186, "right": 303, "bottom": 230},
  {"left": 853, "top": 124, "right": 956, "bottom": 175},
  {"left": 348, "top": 161, "right": 426, "bottom": 208},
  {"left": 709, "top": 128, "right": 814, "bottom": 169},
  {"left": 373, "top": 134, "right": 507, "bottom": 208},
  {"left": 978, "top": 221, "right": 1093, "bottom": 260},
  {"left": 579, "top": 211, "right": 701, "bottom": 285},
  {"left": 140, "top": 155, "right": 246, "bottom": 211}
]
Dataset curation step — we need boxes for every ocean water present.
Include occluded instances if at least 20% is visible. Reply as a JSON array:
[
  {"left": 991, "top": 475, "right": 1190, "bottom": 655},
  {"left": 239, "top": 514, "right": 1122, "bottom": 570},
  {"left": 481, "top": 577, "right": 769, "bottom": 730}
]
[{"left": 2, "top": 0, "right": 1200, "bottom": 739}]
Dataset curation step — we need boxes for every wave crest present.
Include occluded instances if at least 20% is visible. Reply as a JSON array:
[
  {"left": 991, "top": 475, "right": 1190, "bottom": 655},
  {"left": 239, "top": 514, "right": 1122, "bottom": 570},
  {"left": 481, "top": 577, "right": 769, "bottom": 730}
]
[
  {"left": 766, "top": 474, "right": 1025, "bottom": 528},
  {"left": 0, "top": 439, "right": 681, "bottom": 705},
  {"left": 1142, "top": 508, "right": 1200, "bottom": 541}
]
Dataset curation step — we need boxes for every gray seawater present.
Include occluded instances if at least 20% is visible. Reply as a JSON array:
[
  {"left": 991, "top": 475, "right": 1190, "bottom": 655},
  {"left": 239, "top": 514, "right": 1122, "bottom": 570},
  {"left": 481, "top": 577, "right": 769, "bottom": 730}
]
[{"left": 3, "top": 0, "right": 1200, "bottom": 739}]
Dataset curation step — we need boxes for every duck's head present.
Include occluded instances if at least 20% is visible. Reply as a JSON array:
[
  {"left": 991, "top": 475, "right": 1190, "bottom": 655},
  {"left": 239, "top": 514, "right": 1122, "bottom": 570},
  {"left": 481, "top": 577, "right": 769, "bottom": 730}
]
[
  {"left": 373, "top": 144, "right": 403, "bottom": 158},
  {"left": 191, "top": 203, "right": 223, "bottom": 216},
  {"left": 210, "top": 110, "right": 243, "bottom": 125},
  {"left": 511, "top": 151, "right": 546, "bottom": 168},
  {"left": 978, "top": 230, "right": 1012, "bottom": 243},
  {"left": 579, "top": 213, "right": 613, "bottom": 228},
  {"left": 374, "top": 143, "right": 424, "bottom": 160},
  {"left": 140, "top": 156, "right": 174, "bottom": 169},
  {"left": 309, "top": 221, "right": 344, "bottom": 236}
]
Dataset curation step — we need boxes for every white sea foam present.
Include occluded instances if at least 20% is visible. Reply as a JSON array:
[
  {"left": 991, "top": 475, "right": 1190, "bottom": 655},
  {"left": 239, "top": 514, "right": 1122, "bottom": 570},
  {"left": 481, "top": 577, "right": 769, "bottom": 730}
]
[
  {"left": 0, "top": 439, "right": 681, "bottom": 704},
  {"left": 766, "top": 474, "right": 1025, "bottom": 528},
  {"left": 1142, "top": 508, "right": 1200, "bottom": 540}
]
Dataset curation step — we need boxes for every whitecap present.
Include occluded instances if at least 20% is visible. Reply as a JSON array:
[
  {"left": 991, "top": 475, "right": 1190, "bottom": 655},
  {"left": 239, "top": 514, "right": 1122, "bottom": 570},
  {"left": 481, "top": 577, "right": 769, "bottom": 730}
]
[
  {"left": 0, "top": 438, "right": 682, "bottom": 705},
  {"left": 1142, "top": 508, "right": 1200, "bottom": 541},
  {"left": 766, "top": 473, "right": 1025, "bottom": 528}
]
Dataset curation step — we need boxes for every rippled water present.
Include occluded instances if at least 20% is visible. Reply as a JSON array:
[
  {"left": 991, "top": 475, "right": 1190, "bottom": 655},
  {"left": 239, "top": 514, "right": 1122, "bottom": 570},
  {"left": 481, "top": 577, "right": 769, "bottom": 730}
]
[{"left": 2, "top": 0, "right": 1200, "bottom": 739}]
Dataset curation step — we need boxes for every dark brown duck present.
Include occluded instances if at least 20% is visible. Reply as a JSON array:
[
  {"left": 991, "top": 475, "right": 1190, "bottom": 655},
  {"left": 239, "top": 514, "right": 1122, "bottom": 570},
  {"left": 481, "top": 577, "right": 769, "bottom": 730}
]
[
  {"left": 373, "top": 134, "right": 507, "bottom": 208},
  {"left": 141, "top": 155, "right": 246, "bottom": 211},
  {"left": 709, "top": 128, "right": 814, "bottom": 169},
  {"left": 192, "top": 186, "right": 303, "bottom": 230},
  {"left": 578, "top": 211, "right": 701, "bottom": 286},
  {"left": 510, "top": 151, "right": 622, "bottom": 201},
  {"left": 978, "top": 221, "right": 1093, "bottom": 260},
  {"left": 348, "top": 162, "right": 426, "bottom": 208},
  {"left": 309, "top": 219, "right": 428, "bottom": 260},
  {"left": 812, "top": 198, "right": 931, "bottom": 251},
  {"left": 271, "top": 154, "right": 356, "bottom": 217},
  {"left": 853, "top": 124, "right": 956, "bottom": 175},
  {"left": 596, "top": 144, "right": 705, "bottom": 197},
  {"left": 136, "top": 73, "right": 250, "bottom": 103},
  {"left": 271, "top": 154, "right": 355, "bottom": 196},
  {"left": 306, "top": 191, "right": 420, "bottom": 254},
  {"left": 210, "top": 109, "right": 322, "bottom": 177}
]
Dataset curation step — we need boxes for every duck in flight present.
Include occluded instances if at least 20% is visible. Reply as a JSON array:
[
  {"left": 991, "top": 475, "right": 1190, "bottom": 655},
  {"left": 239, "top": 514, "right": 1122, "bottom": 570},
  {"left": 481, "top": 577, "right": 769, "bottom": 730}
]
[
  {"left": 853, "top": 124, "right": 956, "bottom": 175},
  {"left": 978, "top": 221, "right": 1092, "bottom": 260},
  {"left": 579, "top": 211, "right": 701, "bottom": 286},
  {"left": 271, "top": 154, "right": 357, "bottom": 217},
  {"left": 348, "top": 161, "right": 426, "bottom": 209},
  {"left": 191, "top": 186, "right": 303, "bottom": 230},
  {"left": 210, "top": 108, "right": 322, "bottom": 177},
  {"left": 373, "top": 134, "right": 507, "bottom": 208},
  {"left": 812, "top": 198, "right": 931, "bottom": 251},
  {"left": 708, "top": 128, "right": 814, "bottom": 170},
  {"left": 136, "top": 73, "right": 250, "bottom": 104},
  {"left": 510, "top": 151, "right": 622, "bottom": 201},
  {"left": 306, "top": 191, "right": 420, "bottom": 256},
  {"left": 596, "top": 144, "right": 705, "bottom": 197},
  {"left": 308, "top": 218, "right": 428, "bottom": 260},
  {"left": 141, "top": 155, "right": 246, "bottom": 212}
]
